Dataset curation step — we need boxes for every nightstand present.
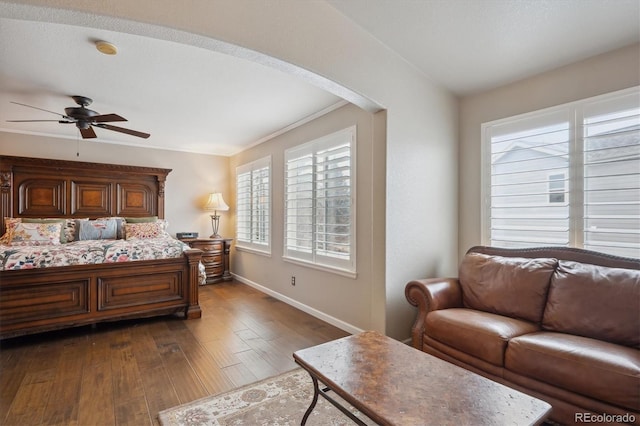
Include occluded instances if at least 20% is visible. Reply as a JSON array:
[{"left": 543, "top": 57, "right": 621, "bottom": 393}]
[{"left": 179, "top": 238, "right": 233, "bottom": 284}]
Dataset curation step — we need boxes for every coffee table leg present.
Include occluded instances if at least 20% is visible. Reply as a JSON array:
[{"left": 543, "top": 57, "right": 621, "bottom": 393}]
[{"left": 301, "top": 375, "right": 320, "bottom": 425}]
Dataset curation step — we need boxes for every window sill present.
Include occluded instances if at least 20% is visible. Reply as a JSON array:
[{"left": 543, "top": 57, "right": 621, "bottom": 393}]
[
  {"left": 236, "top": 245, "right": 271, "bottom": 257},
  {"left": 283, "top": 256, "right": 357, "bottom": 279}
]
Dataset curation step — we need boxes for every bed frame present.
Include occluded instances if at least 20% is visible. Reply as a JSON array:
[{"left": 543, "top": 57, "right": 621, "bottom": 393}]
[{"left": 0, "top": 155, "right": 202, "bottom": 339}]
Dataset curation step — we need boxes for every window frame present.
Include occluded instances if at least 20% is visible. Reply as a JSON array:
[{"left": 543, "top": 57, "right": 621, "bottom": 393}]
[
  {"left": 283, "top": 126, "right": 357, "bottom": 277},
  {"left": 235, "top": 156, "right": 272, "bottom": 255},
  {"left": 481, "top": 87, "right": 639, "bottom": 257}
]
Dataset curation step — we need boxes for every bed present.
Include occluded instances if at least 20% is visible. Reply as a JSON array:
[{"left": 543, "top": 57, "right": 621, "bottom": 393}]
[{"left": 0, "top": 155, "right": 202, "bottom": 339}]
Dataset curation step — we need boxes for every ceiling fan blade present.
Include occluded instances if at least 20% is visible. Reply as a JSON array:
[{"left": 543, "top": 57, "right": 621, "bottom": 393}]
[
  {"left": 92, "top": 113, "right": 127, "bottom": 123},
  {"left": 80, "top": 126, "right": 97, "bottom": 139},
  {"left": 7, "top": 119, "right": 68, "bottom": 122},
  {"left": 10, "top": 101, "right": 70, "bottom": 119},
  {"left": 95, "top": 123, "right": 150, "bottom": 139}
]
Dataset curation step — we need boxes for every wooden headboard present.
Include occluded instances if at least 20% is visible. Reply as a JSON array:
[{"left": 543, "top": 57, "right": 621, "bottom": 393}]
[{"left": 0, "top": 155, "right": 171, "bottom": 235}]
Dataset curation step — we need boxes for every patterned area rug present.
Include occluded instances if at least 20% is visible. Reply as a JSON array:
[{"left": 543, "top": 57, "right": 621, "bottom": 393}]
[{"left": 157, "top": 369, "right": 374, "bottom": 425}]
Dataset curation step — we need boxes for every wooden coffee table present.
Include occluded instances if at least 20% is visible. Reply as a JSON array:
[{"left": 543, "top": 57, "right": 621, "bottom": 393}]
[{"left": 293, "top": 331, "right": 551, "bottom": 425}]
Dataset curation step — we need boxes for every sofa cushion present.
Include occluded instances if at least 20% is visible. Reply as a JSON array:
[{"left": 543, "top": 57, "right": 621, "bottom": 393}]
[
  {"left": 506, "top": 332, "right": 640, "bottom": 411},
  {"left": 425, "top": 308, "right": 540, "bottom": 366},
  {"left": 459, "top": 253, "right": 557, "bottom": 323},
  {"left": 542, "top": 260, "right": 640, "bottom": 348}
]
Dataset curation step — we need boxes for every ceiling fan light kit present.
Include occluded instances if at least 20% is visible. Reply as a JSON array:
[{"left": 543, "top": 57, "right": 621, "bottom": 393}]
[{"left": 7, "top": 95, "right": 150, "bottom": 140}]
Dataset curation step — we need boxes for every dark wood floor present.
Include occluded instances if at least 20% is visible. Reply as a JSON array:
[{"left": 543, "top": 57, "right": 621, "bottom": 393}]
[{"left": 0, "top": 281, "right": 350, "bottom": 426}]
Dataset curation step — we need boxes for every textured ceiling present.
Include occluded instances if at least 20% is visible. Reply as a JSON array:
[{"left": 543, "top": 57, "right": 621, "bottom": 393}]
[
  {"left": 0, "top": 1, "right": 638, "bottom": 155},
  {"left": 329, "top": 0, "right": 640, "bottom": 95},
  {"left": 0, "top": 16, "right": 344, "bottom": 155}
]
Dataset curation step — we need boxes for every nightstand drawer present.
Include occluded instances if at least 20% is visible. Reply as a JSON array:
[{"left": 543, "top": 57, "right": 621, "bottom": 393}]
[
  {"left": 202, "top": 253, "right": 222, "bottom": 264},
  {"left": 178, "top": 237, "right": 232, "bottom": 284},
  {"left": 206, "top": 265, "right": 224, "bottom": 277},
  {"left": 190, "top": 241, "right": 223, "bottom": 252}
]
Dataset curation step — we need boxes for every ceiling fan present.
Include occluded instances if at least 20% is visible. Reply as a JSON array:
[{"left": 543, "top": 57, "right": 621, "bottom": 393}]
[{"left": 7, "top": 95, "right": 150, "bottom": 139}]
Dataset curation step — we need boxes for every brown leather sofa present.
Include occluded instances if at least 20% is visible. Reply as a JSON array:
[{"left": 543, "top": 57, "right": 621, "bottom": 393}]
[{"left": 405, "top": 246, "right": 639, "bottom": 425}]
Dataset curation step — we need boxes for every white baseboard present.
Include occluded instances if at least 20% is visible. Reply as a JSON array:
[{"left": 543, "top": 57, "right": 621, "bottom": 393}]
[{"left": 232, "top": 273, "right": 364, "bottom": 336}]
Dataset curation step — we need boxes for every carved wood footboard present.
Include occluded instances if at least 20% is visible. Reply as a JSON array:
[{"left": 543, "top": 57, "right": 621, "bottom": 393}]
[{"left": 0, "top": 249, "right": 202, "bottom": 339}]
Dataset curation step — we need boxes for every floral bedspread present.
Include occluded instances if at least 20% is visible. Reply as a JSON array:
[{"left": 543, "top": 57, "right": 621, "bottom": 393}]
[{"left": 0, "top": 236, "right": 190, "bottom": 270}]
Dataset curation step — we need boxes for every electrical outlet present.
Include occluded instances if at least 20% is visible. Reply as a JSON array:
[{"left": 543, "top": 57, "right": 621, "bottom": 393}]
[{"left": 291, "top": 276, "right": 296, "bottom": 286}]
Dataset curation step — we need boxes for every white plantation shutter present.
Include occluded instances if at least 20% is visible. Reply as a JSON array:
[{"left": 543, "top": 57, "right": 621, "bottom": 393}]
[
  {"left": 236, "top": 156, "right": 271, "bottom": 253},
  {"left": 285, "top": 153, "right": 314, "bottom": 258},
  {"left": 236, "top": 170, "right": 252, "bottom": 242},
  {"left": 583, "top": 93, "right": 640, "bottom": 257},
  {"left": 285, "top": 126, "right": 356, "bottom": 273},
  {"left": 485, "top": 111, "right": 571, "bottom": 247},
  {"left": 482, "top": 88, "right": 640, "bottom": 258}
]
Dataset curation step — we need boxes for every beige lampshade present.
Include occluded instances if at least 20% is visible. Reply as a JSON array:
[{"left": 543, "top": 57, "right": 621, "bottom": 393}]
[{"left": 204, "top": 193, "right": 229, "bottom": 211}]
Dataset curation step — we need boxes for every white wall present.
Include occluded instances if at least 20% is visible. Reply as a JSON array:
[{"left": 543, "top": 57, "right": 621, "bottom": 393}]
[
  {"left": 459, "top": 43, "right": 640, "bottom": 261},
  {"left": 230, "top": 103, "right": 382, "bottom": 333},
  {"left": 1, "top": 0, "right": 459, "bottom": 340},
  {"left": 0, "top": 132, "right": 230, "bottom": 238}
]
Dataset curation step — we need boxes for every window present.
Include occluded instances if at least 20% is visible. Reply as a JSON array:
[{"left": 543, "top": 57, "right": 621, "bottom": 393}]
[
  {"left": 236, "top": 156, "right": 271, "bottom": 253},
  {"left": 482, "top": 88, "right": 640, "bottom": 258},
  {"left": 548, "top": 173, "right": 566, "bottom": 204},
  {"left": 284, "top": 126, "right": 356, "bottom": 274}
]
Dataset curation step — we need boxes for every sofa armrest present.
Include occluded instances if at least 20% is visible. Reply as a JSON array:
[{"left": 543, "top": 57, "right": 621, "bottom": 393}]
[{"left": 405, "top": 278, "right": 463, "bottom": 349}]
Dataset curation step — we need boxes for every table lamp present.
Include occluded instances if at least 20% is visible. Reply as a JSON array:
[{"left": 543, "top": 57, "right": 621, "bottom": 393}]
[{"left": 203, "top": 192, "right": 229, "bottom": 238}]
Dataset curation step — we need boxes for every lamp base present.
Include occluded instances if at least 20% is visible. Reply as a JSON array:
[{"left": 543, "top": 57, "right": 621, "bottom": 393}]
[
  {"left": 209, "top": 233, "right": 223, "bottom": 239},
  {"left": 209, "top": 214, "right": 222, "bottom": 240}
]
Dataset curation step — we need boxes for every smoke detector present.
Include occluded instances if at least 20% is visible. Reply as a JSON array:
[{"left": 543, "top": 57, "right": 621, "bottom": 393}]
[{"left": 95, "top": 41, "right": 118, "bottom": 55}]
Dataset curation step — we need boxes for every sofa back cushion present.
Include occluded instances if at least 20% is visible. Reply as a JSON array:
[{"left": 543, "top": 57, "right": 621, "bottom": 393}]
[
  {"left": 542, "top": 260, "right": 640, "bottom": 348},
  {"left": 459, "top": 253, "right": 557, "bottom": 323}
]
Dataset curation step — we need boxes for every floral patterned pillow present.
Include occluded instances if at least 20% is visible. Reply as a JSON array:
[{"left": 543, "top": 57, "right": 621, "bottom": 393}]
[
  {"left": 23, "top": 218, "right": 68, "bottom": 243},
  {"left": 10, "top": 222, "right": 62, "bottom": 246},
  {"left": 124, "top": 222, "right": 166, "bottom": 240},
  {"left": 1, "top": 218, "right": 89, "bottom": 244},
  {"left": 0, "top": 217, "right": 23, "bottom": 244}
]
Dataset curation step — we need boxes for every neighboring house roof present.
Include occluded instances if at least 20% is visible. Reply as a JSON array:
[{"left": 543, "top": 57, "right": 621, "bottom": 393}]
[
  {"left": 585, "top": 123, "right": 639, "bottom": 163},
  {"left": 492, "top": 123, "right": 638, "bottom": 165}
]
